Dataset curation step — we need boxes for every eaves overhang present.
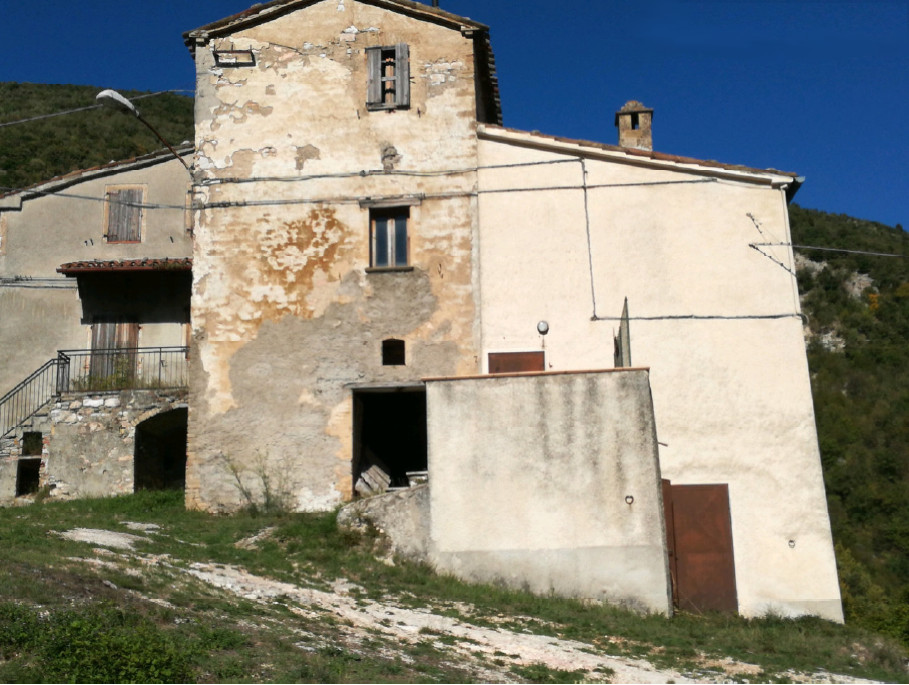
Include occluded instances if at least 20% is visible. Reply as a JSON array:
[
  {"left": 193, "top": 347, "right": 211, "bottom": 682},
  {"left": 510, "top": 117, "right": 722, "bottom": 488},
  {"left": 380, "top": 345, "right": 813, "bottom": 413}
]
[
  {"left": 477, "top": 125, "right": 803, "bottom": 198},
  {"left": 183, "top": 0, "right": 489, "bottom": 49},
  {"left": 57, "top": 258, "right": 193, "bottom": 276},
  {"left": 0, "top": 147, "right": 194, "bottom": 211}
]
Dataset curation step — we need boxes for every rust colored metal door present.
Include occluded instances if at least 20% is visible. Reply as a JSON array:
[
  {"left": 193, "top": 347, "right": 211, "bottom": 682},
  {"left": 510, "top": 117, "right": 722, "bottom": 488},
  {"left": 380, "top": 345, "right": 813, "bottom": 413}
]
[
  {"left": 487, "top": 351, "right": 545, "bottom": 374},
  {"left": 663, "top": 482, "right": 738, "bottom": 613}
]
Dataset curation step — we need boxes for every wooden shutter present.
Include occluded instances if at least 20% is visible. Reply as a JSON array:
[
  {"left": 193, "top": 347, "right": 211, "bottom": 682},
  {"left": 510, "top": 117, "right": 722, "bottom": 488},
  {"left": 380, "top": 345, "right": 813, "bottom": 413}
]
[
  {"left": 395, "top": 43, "right": 410, "bottom": 107},
  {"left": 106, "top": 188, "right": 142, "bottom": 242},
  {"left": 366, "top": 47, "right": 382, "bottom": 105}
]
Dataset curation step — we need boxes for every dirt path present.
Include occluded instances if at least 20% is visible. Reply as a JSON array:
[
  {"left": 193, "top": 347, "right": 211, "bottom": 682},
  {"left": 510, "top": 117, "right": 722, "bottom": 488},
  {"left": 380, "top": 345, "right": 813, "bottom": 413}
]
[{"left": 61, "top": 526, "right": 880, "bottom": 684}]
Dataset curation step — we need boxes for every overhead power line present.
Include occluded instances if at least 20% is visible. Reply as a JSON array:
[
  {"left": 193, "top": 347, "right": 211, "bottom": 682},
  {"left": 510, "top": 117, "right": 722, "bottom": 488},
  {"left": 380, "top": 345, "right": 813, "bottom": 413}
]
[
  {"left": 752, "top": 242, "right": 909, "bottom": 259},
  {"left": 0, "top": 89, "right": 193, "bottom": 128}
]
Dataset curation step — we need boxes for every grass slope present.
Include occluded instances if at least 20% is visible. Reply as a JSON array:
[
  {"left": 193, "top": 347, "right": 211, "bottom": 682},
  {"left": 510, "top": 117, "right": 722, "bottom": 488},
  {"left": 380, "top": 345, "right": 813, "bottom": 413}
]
[{"left": 0, "top": 491, "right": 906, "bottom": 683}]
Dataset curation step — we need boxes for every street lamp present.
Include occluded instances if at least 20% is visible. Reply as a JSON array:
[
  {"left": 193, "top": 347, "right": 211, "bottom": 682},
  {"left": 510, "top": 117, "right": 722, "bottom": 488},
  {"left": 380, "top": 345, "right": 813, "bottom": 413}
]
[{"left": 96, "top": 89, "right": 191, "bottom": 173}]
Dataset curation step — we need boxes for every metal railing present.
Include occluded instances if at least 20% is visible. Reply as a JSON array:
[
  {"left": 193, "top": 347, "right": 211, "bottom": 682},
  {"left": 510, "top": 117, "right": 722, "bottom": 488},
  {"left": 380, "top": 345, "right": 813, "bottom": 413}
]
[
  {"left": 0, "top": 346, "right": 188, "bottom": 439},
  {"left": 0, "top": 359, "right": 60, "bottom": 439},
  {"left": 56, "top": 347, "right": 189, "bottom": 393}
]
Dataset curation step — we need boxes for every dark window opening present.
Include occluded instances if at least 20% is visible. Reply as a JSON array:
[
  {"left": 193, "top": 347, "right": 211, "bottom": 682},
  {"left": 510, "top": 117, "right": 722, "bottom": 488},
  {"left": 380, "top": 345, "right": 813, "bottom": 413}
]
[
  {"left": 382, "top": 339, "right": 406, "bottom": 366},
  {"left": 16, "top": 459, "right": 41, "bottom": 496},
  {"left": 366, "top": 43, "right": 410, "bottom": 110},
  {"left": 22, "top": 431, "right": 42, "bottom": 456},
  {"left": 370, "top": 207, "right": 409, "bottom": 268},
  {"left": 352, "top": 388, "right": 426, "bottom": 495},
  {"left": 630, "top": 112, "right": 640, "bottom": 130},
  {"left": 134, "top": 408, "right": 188, "bottom": 492}
]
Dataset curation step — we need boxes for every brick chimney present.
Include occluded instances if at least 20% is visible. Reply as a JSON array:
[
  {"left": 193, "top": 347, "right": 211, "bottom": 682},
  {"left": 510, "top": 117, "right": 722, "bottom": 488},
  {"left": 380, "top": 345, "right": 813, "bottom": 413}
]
[{"left": 615, "top": 100, "right": 653, "bottom": 151}]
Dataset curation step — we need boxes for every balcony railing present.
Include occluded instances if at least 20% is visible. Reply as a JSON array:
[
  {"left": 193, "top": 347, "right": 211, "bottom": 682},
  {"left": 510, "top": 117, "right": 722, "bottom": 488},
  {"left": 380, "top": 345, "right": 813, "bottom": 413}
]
[
  {"left": 57, "top": 347, "right": 189, "bottom": 393},
  {"left": 0, "top": 347, "right": 189, "bottom": 438}
]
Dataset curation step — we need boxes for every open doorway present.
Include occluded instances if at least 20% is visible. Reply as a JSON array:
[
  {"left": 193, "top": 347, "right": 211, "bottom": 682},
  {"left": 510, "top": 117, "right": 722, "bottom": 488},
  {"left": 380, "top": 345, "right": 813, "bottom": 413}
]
[
  {"left": 352, "top": 386, "right": 427, "bottom": 495},
  {"left": 134, "top": 407, "right": 188, "bottom": 491}
]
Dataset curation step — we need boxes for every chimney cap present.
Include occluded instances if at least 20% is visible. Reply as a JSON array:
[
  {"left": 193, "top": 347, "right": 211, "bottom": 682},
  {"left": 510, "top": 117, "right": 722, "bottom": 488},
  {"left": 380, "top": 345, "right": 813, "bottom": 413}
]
[{"left": 614, "top": 100, "right": 653, "bottom": 126}]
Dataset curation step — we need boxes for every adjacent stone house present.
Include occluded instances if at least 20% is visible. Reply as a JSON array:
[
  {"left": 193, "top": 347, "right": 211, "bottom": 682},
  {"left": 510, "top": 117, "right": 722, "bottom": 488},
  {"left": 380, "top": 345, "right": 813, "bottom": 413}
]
[
  {"left": 0, "top": 149, "right": 193, "bottom": 499},
  {"left": 183, "top": 0, "right": 842, "bottom": 621}
]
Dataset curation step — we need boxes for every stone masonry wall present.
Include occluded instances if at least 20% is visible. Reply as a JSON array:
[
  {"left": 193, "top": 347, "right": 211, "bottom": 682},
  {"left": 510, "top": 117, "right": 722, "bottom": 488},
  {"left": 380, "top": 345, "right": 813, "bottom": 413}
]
[{"left": 0, "top": 389, "right": 187, "bottom": 503}]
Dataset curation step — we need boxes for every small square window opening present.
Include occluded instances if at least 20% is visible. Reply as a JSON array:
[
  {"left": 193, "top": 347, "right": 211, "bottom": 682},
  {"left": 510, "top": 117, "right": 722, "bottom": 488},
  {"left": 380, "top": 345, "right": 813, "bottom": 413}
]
[
  {"left": 22, "top": 431, "right": 42, "bottom": 456},
  {"left": 370, "top": 207, "right": 409, "bottom": 268},
  {"left": 382, "top": 339, "right": 406, "bottom": 366}
]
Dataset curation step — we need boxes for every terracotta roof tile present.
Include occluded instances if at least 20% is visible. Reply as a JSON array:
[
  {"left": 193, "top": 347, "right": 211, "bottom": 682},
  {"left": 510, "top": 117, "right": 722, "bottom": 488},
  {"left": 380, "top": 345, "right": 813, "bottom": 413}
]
[{"left": 57, "top": 258, "right": 192, "bottom": 275}]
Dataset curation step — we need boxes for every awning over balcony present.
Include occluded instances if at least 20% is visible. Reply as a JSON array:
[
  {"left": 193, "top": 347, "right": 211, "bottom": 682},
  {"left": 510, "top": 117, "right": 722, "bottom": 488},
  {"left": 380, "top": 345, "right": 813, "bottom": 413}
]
[{"left": 57, "top": 257, "right": 192, "bottom": 275}]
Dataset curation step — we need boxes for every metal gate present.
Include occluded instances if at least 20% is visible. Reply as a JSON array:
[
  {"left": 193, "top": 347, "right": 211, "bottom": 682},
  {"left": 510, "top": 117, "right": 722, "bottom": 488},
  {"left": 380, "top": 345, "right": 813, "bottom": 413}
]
[{"left": 662, "top": 481, "right": 738, "bottom": 613}]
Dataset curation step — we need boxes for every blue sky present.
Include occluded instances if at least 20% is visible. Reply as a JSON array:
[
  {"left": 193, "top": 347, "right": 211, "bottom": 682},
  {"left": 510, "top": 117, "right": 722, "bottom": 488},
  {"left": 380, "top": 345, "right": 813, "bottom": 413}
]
[{"left": 2, "top": 0, "right": 906, "bottom": 228}]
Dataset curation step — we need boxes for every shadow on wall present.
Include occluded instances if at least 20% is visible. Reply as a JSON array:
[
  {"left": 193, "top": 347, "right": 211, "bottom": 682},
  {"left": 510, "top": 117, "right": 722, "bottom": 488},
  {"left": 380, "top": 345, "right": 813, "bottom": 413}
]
[{"left": 134, "top": 407, "right": 187, "bottom": 491}]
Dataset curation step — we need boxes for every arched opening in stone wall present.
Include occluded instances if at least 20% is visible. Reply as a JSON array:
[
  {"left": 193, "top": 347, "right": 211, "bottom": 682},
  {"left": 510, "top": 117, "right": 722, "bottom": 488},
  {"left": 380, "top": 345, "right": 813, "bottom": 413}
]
[{"left": 134, "top": 407, "right": 188, "bottom": 491}]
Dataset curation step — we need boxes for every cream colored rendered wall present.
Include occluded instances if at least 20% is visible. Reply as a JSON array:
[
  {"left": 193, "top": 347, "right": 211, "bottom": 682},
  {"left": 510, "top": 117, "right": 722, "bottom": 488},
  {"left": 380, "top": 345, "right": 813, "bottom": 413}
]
[
  {"left": 187, "top": 0, "right": 482, "bottom": 511},
  {"left": 426, "top": 369, "right": 671, "bottom": 614},
  {"left": 0, "top": 156, "right": 191, "bottom": 395},
  {"left": 476, "top": 136, "right": 842, "bottom": 621}
]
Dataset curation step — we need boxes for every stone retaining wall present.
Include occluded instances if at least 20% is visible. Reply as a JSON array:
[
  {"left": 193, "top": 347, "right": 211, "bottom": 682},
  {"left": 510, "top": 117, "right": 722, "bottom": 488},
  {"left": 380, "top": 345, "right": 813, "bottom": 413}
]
[{"left": 0, "top": 389, "right": 187, "bottom": 503}]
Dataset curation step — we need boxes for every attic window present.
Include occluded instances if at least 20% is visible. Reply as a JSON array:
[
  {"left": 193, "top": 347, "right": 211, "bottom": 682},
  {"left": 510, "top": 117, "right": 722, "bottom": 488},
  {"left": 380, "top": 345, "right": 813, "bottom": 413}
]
[
  {"left": 630, "top": 112, "right": 640, "bottom": 130},
  {"left": 366, "top": 44, "right": 410, "bottom": 110},
  {"left": 214, "top": 49, "right": 256, "bottom": 67},
  {"left": 382, "top": 339, "right": 406, "bottom": 366}
]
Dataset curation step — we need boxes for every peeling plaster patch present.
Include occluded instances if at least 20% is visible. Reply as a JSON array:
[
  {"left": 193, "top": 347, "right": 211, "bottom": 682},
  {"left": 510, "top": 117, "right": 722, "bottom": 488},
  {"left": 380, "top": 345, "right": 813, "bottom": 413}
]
[
  {"left": 295, "top": 144, "right": 321, "bottom": 170},
  {"left": 261, "top": 146, "right": 278, "bottom": 158},
  {"left": 266, "top": 84, "right": 276, "bottom": 95},
  {"left": 337, "top": 0, "right": 344, "bottom": 10},
  {"left": 381, "top": 143, "right": 402, "bottom": 171}
]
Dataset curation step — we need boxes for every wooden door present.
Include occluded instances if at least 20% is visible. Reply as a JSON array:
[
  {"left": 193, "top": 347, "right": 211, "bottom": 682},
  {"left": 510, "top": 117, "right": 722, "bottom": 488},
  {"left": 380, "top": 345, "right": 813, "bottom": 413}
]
[{"left": 663, "top": 482, "right": 738, "bottom": 613}]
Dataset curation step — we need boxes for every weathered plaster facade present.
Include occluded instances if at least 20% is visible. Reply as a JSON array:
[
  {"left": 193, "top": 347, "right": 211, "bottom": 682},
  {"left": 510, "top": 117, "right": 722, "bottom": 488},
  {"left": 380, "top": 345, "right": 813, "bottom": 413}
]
[
  {"left": 185, "top": 0, "right": 496, "bottom": 511},
  {"left": 473, "top": 126, "right": 841, "bottom": 621},
  {"left": 426, "top": 369, "right": 671, "bottom": 614},
  {"left": 182, "top": 0, "right": 841, "bottom": 621}
]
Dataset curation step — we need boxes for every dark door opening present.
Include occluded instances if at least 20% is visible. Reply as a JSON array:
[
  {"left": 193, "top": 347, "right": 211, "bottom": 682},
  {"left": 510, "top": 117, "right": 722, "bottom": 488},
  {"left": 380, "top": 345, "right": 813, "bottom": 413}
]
[
  {"left": 352, "top": 387, "right": 427, "bottom": 495},
  {"left": 662, "top": 481, "right": 738, "bottom": 613},
  {"left": 134, "top": 407, "right": 188, "bottom": 491}
]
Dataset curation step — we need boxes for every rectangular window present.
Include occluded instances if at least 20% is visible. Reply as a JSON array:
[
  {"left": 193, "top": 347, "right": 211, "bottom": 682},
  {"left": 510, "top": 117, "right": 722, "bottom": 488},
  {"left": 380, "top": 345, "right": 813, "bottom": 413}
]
[
  {"left": 104, "top": 186, "right": 144, "bottom": 242},
  {"left": 366, "top": 43, "right": 410, "bottom": 110},
  {"left": 370, "top": 207, "right": 409, "bottom": 268}
]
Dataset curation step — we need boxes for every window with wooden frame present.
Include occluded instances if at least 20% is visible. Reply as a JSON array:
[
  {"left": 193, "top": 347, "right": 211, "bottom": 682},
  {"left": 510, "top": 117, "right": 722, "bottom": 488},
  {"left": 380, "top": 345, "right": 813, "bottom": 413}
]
[
  {"left": 104, "top": 185, "right": 144, "bottom": 242},
  {"left": 370, "top": 207, "right": 409, "bottom": 268},
  {"left": 366, "top": 44, "right": 410, "bottom": 110}
]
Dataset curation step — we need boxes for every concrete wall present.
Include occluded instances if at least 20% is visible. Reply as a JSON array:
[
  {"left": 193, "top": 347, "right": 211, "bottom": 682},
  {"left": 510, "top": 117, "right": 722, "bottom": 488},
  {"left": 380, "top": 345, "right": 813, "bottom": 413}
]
[
  {"left": 474, "top": 128, "right": 842, "bottom": 621},
  {"left": 425, "top": 369, "right": 671, "bottom": 615},
  {"left": 0, "top": 155, "right": 192, "bottom": 396},
  {"left": 187, "top": 0, "right": 484, "bottom": 511},
  {"left": 0, "top": 389, "right": 187, "bottom": 503}
]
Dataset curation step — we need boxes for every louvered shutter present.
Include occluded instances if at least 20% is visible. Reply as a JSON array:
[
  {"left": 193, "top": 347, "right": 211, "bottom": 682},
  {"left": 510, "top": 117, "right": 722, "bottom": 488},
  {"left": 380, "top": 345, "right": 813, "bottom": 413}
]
[
  {"left": 122, "top": 188, "right": 142, "bottom": 242},
  {"left": 395, "top": 43, "right": 410, "bottom": 107},
  {"left": 366, "top": 47, "right": 382, "bottom": 105}
]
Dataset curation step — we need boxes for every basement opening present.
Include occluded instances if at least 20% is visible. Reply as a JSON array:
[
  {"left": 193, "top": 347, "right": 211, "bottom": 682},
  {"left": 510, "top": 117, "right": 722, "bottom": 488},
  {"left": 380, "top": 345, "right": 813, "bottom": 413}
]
[
  {"left": 352, "top": 386, "right": 427, "bottom": 496},
  {"left": 16, "top": 459, "right": 41, "bottom": 496},
  {"left": 134, "top": 407, "right": 188, "bottom": 491}
]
